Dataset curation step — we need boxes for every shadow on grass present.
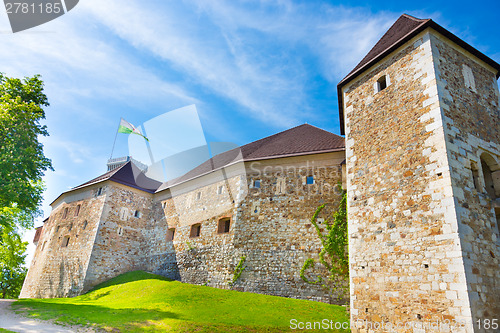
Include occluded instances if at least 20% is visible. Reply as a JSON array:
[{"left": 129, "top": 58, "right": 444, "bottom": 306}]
[
  {"left": 88, "top": 270, "right": 173, "bottom": 293},
  {"left": 13, "top": 300, "right": 181, "bottom": 330},
  {"left": 11, "top": 301, "right": 290, "bottom": 333}
]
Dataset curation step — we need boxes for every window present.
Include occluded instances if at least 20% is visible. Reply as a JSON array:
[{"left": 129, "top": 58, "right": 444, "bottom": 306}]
[
  {"left": 197, "top": 192, "right": 202, "bottom": 200},
  {"left": 62, "top": 207, "right": 68, "bottom": 219},
  {"left": 471, "top": 161, "right": 480, "bottom": 191},
  {"left": 480, "top": 153, "right": 500, "bottom": 199},
  {"left": 306, "top": 176, "right": 315, "bottom": 185},
  {"left": 74, "top": 205, "right": 81, "bottom": 217},
  {"left": 253, "top": 179, "right": 261, "bottom": 188},
  {"left": 167, "top": 228, "right": 175, "bottom": 241},
  {"left": 462, "top": 64, "right": 476, "bottom": 92},
  {"left": 117, "top": 227, "right": 123, "bottom": 236},
  {"left": 62, "top": 236, "right": 70, "bottom": 247},
  {"left": 82, "top": 220, "right": 88, "bottom": 230},
  {"left": 218, "top": 218, "right": 231, "bottom": 234},
  {"left": 120, "top": 207, "right": 128, "bottom": 220},
  {"left": 190, "top": 223, "right": 201, "bottom": 238},
  {"left": 495, "top": 208, "right": 500, "bottom": 240},
  {"left": 68, "top": 223, "right": 73, "bottom": 231},
  {"left": 97, "top": 187, "right": 103, "bottom": 196},
  {"left": 55, "top": 225, "right": 60, "bottom": 233},
  {"left": 217, "top": 185, "right": 224, "bottom": 195},
  {"left": 41, "top": 241, "right": 47, "bottom": 251},
  {"left": 134, "top": 210, "right": 142, "bottom": 218},
  {"left": 375, "top": 75, "right": 389, "bottom": 93}
]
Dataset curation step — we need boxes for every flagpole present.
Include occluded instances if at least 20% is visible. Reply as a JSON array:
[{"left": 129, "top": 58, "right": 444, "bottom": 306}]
[{"left": 109, "top": 118, "right": 122, "bottom": 160}]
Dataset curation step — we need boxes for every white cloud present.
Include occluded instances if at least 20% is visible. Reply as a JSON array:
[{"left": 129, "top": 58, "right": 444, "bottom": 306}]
[
  {"left": 186, "top": 1, "right": 396, "bottom": 80},
  {"left": 0, "top": 10, "right": 197, "bottom": 124},
  {"left": 79, "top": 0, "right": 310, "bottom": 127}
]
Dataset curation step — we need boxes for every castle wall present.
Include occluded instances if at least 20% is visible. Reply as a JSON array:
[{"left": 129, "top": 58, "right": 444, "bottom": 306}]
[
  {"left": 140, "top": 153, "right": 345, "bottom": 302},
  {"left": 149, "top": 166, "right": 244, "bottom": 286},
  {"left": 20, "top": 186, "right": 106, "bottom": 298},
  {"left": 431, "top": 33, "right": 500, "bottom": 324},
  {"left": 233, "top": 153, "right": 345, "bottom": 302},
  {"left": 82, "top": 183, "right": 155, "bottom": 292},
  {"left": 343, "top": 30, "right": 475, "bottom": 331}
]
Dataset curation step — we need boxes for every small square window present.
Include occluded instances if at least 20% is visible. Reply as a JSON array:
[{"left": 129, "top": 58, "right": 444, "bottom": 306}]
[
  {"left": 74, "top": 205, "right": 81, "bottom": 217},
  {"left": 134, "top": 210, "right": 141, "bottom": 218},
  {"left": 375, "top": 75, "right": 389, "bottom": 93},
  {"left": 306, "top": 176, "right": 314, "bottom": 185},
  {"left": 167, "top": 228, "right": 175, "bottom": 241},
  {"left": 218, "top": 218, "right": 231, "bottom": 234},
  {"left": 190, "top": 223, "right": 201, "bottom": 238},
  {"left": 62, "top": 236, "right": 70, "bottom": 247},
  {"left": 62, "top": 207, "right": 68, "bottom": 219},
  {"left": 253, "top": 179, "right": 261, "bottom": 188}
]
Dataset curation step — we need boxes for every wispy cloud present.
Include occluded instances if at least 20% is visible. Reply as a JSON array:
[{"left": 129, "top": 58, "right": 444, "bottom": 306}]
[
  {"left": 0, "top": 12, "right": 197, "bottom": 125},
  {"left": 78, "top": 0, "right": 398, "bottom": 128}
]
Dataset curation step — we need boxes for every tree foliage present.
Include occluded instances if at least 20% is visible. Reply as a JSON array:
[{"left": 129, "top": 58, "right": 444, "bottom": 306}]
[
  {"left": 300, "top": 187, "right": 349, "bottom": 302},
  {"left": 0, "top": 73, "right": 52, "bottom": 230},
  {"left": 0, "top": 227, "right": 28, "bottom": 298}
]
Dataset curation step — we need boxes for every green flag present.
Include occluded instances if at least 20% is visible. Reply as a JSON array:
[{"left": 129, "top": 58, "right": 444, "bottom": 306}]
[{"left": 118, "top": 118, "right": 149, "bottom": 142}]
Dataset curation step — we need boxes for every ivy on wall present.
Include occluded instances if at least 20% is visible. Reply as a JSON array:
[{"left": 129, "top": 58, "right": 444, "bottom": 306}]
[{"left": 300, "top": 186, "right": 348, "bottom": 302}]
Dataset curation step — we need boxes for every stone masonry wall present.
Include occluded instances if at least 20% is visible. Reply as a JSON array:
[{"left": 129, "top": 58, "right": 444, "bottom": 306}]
[
  {"left": 233, "top": 153, "right": 345, "bottom": 302},
  {"left": 82, "top": 183, "right": 155, "bottom": 292},
  {"left": 20, "top": 185, "right": 107, "bottom": 298},
  {"left": 147, "top": 152, "right": 345, "bottom": 303},
  {"left": 149, "top": 171, "right": 243, "bottom": 286},
  {"left": 22, "top": 152, "right": 345, "bottom": 303},
  {"left": 343, "top": 30, "right": 475, "bottom": 332},
  {"left": 431, "top": 33, "right": 500, "bottom": 326}
]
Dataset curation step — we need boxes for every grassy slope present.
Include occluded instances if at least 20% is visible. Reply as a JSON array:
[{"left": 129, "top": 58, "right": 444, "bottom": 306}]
[{"left": 13, "top": 271, "right": 349, "bottom": 332}]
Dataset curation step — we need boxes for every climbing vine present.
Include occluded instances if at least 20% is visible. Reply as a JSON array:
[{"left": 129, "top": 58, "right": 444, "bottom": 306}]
[
  {"left": 300, "top": 186, "right": 348, "bottom": 301},
  {"left": 230, "top": 255, "right": 247, "bottom": 286}
]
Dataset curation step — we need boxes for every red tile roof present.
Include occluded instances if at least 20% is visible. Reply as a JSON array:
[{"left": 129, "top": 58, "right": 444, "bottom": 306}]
[
  {"left": 343, "top": 15, "right": 429, "bottom": 83},
  {"left": 157, "top": 124, "right": 344, "bottom": 191},
  {"left": 52, "top": 124, "right": 344, "bottom": 200},
  {"left": 337, "top": 14, "right": 500, "bottom": 135}
]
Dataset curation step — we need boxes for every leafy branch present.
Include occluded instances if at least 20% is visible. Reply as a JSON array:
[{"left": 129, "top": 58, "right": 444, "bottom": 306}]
[{"left": 230, "top": 255, "right": 246, "bottom": 286}]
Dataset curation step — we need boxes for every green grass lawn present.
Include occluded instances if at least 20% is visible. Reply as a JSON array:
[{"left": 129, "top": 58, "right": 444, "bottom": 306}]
[
  {"left": 13, "top": 271, "right": 349, "bottom": 332},
  {"left": 0, "top": 329, "right": 16, "bottom": 333}
]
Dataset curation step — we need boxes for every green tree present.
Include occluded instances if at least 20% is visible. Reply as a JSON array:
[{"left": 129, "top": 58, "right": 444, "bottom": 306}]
[
  {"left": 0, "top": 227, "right": 28, "bottom": 298},
  {"left": 0, "top": 73, "right": 52, "bottom": 230},
  {"left": 300, "top": 187, "right": 349, "bottom": 302}
]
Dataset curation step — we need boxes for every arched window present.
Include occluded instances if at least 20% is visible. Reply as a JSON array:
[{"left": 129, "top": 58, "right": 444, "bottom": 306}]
[{"left": 480, "top": 153, "right": 500, "bottom": 199}]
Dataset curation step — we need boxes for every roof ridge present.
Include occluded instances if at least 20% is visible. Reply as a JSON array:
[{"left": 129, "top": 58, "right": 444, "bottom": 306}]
[{"left": 400, "top": 13, "right": 428, "bottom": 22}]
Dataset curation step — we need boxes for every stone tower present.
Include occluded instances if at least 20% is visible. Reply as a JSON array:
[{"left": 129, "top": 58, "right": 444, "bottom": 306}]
[{"left": 338, "top": 15, "right": 500, "bottom": 332}]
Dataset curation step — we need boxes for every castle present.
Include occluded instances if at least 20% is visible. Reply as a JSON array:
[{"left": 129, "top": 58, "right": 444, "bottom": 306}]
[{"left": 21, "top": 14, "right": 500, "bottom": 332}]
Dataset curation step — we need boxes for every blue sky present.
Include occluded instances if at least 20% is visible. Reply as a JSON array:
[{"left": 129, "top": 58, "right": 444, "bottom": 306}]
[{"left": 1, "top": 1, "right": 499, "bottom": 263}]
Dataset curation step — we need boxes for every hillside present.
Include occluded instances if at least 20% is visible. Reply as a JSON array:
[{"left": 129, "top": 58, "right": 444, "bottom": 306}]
[{"left": 13, "top": 271, "right": 350, "bottom": 332}]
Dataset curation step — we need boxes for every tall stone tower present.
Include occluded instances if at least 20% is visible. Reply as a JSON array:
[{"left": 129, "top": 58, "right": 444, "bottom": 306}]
[{"left": 338, "top": 15, "right": 500, "bottom": 332}]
